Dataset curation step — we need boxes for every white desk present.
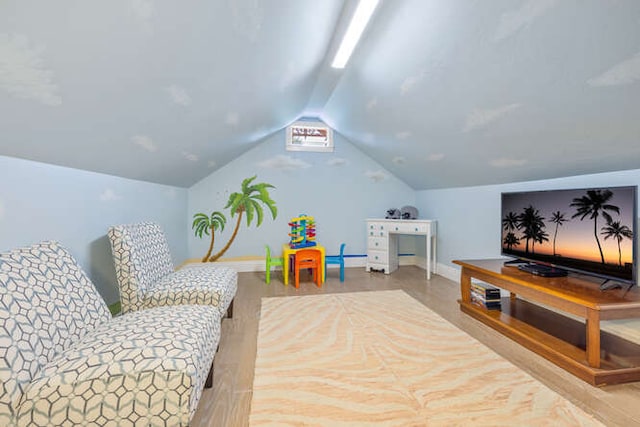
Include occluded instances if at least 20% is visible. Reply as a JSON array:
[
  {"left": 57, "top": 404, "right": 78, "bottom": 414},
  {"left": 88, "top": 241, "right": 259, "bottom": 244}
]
[{"left": 365, "top": 219, "right": 437, "bottom": 280}]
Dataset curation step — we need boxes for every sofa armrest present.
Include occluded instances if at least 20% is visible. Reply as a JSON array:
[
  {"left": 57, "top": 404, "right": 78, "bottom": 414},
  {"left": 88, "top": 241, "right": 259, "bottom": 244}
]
[{"left": 16, "top": 305, "right": 220, "bottom": 426}]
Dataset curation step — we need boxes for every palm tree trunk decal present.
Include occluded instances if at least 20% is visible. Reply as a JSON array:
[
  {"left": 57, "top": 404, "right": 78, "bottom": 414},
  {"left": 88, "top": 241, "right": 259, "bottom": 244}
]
[
  {"left": 209, "top": 209, "right": 243, "bottom": 262},
  {"left": 203, "top": 225, "right": 216, "bottom": 262}
]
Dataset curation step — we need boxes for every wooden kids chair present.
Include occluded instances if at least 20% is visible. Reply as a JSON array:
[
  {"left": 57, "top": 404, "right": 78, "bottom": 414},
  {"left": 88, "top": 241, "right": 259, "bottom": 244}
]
[
  {"left": 265, "top": 245, "right": 283, "bottom": 284},
  {"left": 293, "top": 248, "right": 322, "bottom": 289},
  {"left": 325, "top": 243, "right": 346, "bottom": 282}
]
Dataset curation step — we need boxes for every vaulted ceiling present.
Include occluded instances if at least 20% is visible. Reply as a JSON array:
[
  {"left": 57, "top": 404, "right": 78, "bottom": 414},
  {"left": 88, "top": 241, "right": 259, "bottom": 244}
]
[{"left": 2, "top": 1, "right": 639, "bottom": 190}]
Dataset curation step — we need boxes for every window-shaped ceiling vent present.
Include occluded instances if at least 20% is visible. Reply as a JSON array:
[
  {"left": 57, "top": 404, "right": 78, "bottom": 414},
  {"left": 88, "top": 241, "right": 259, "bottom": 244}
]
[{"left": 286, "top": 121, "right": 334, "bottom": 152}]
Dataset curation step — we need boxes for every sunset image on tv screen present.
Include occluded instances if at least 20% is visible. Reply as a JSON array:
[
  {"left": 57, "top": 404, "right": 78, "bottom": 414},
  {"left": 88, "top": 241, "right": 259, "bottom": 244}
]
[{"left": 501, "top": 186, "right": 636, "bottom": 282}]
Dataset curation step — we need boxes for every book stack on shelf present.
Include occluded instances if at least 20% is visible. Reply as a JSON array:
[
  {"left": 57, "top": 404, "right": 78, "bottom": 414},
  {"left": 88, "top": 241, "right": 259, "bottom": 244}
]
[{"left": 470, "top": 281, "right": 502, "bottom": 310}]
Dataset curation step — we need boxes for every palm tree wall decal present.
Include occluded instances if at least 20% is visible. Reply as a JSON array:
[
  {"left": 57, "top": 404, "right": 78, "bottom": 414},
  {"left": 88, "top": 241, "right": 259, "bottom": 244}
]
[
  {"left": 192, "top": 211, "right": 227, "bottom": 262},
  {"left": 570, "top": 189, "right": 620, "bottom": 264},
  {"left": 208, "top": 175, "right": 277, "bottom": 262},
  {"left": 550, "top": 211, "right": 568, "bottom": 256},
  {"left": 601, "top": 220, "right": 633, "bottom": 266}
]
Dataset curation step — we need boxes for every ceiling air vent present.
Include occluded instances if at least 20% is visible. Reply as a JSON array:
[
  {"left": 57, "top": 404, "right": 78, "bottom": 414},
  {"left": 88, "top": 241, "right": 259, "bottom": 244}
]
[{"left": 286, "top": 121, "right": 334, "bottom": 152}]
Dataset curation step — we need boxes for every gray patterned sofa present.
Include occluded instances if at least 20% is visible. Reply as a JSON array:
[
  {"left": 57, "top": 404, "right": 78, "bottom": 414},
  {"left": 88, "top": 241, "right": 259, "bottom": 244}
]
[
  {"left": 108, "top": 222, "right": 237, "bottom": 318},
  {"left": 0, "top": 241, "right": 221, "bottom": 426}
]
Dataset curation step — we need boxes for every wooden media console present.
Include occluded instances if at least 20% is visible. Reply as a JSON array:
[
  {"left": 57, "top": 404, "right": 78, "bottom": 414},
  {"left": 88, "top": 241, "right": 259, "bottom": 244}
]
[{"left": 453, "top": 259, "right": 640, "bottom": 386}]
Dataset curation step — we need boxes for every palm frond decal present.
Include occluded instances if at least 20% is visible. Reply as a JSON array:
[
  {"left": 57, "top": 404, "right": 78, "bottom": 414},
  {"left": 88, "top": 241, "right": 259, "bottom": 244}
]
[
  {"left": 192, "top": 211, "right": 227, "bottom": 262},
  {"left": 209, "top": 175, "right": 277, "bottom": 262}
]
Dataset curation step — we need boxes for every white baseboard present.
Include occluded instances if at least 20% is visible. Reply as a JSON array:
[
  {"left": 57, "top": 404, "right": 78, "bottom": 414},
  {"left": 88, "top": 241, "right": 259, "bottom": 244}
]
[
  {"left": 196, "top": 256, "right": 370, "bottom": 273},
  {"left": 344, "top": 257, "right": 367, "bottom": 268},
  {"left": 184, "top": 256, "right": 461, "bottom": 282},
  {"left": 400, "top": 255, "right": 418, "bottom": 267},
  {"left": 399, "top": 257, "right": 459, "bottom": 283},
  {"left": 435, "top": 263, "right": 460, "bottom": 282},
  {"left": 182, "top": 259, "right": 264, "bottom": 272}
]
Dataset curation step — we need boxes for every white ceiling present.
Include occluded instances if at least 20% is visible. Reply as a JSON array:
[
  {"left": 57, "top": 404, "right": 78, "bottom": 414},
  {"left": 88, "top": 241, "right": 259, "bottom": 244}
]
[{"left": 1, "top": 0, "right": 639, "bottom": 189}]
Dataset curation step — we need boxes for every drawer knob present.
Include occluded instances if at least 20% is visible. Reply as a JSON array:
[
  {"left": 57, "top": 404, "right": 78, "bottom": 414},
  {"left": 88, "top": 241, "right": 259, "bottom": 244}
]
[
  {"left": 415, "top": 228, "right": 418, "bottom": 231},
  {"left": 375, "top": 242, "right": 378, "bottom": 246}
]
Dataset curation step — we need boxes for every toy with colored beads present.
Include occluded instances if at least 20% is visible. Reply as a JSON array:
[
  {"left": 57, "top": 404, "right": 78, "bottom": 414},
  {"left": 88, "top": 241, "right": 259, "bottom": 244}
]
[{"left": 288, "top": 214, "right": 317, "bottom": 249}]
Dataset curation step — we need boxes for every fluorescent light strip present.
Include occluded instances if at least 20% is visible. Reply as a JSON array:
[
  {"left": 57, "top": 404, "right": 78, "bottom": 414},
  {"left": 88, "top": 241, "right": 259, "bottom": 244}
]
[{"left": 331, "top": 0, "right": 380, "bottom": 69}]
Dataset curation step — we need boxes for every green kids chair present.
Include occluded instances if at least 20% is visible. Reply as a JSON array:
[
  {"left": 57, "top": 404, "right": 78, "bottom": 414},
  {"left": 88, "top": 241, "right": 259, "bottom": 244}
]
[
  {"left": 325, "top": 243, "right": 346, "bottom": 282},
  {"left": 265, "top": 245, "right": 284, "bottom": 284}
]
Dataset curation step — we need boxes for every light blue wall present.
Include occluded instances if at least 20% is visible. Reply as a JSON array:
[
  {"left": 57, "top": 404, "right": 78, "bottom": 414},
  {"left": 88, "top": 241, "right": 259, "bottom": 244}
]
[
  {"left": 0, "top": 155, "right": 188, "bottom": 305},
  {"left": 5, "top": 143, "right": 637, "bottom": 306},
  {"left": 188, "top": 131, "right": 417, "bottom": 260},
  {"left": 416, "top": 168, "right": 640, "bottom": 270}
]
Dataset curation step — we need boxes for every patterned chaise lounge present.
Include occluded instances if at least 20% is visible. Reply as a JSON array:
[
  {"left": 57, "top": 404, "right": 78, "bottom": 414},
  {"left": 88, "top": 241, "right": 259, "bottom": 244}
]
[
  {"left": 0, "top": 241, "right": 221, "bottom": 426},
  {"left": 107, "top": 222, "right": 237, "bottom": 317}
]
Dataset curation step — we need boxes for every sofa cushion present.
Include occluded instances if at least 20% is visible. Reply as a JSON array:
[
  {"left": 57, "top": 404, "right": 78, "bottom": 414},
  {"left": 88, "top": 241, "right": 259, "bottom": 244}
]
[
  {"left": 16, "top": 304, "right": 220, "bottom": 426},
  {"left": 0, "top": 241, "right": 111, "bottom": 419},
  {"left": 143, "top": 265, "right": 238, "bottom": 316}
]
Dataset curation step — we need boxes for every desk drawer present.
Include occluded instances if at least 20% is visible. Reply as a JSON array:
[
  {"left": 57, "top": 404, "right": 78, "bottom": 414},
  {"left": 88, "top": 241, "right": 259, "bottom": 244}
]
[
  {"left": 390, "top": 222, "right": 429, "bottom": 234},
  {"left": 368, "top": 230, "right": 387, "bottom": 238},
  {"left": 367, "top": 250, "right": 388, "bottom": 264},
  {"left": 368, "top": 236, "right": 387, "bottom": 250},
  {"left": 368, "top": 221, "right": 389, "bottom": 230}
]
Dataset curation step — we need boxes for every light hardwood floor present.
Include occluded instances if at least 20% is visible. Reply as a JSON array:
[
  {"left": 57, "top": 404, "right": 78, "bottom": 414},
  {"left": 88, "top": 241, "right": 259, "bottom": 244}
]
[{"left": 191, "top": 266, "right": 640, "bottom": 427}]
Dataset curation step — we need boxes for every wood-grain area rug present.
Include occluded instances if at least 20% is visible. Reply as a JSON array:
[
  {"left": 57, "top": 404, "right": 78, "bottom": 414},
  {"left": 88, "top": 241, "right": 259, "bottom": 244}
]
[{"left": 249, "top": 290, "right": 602, "bottom": 426}]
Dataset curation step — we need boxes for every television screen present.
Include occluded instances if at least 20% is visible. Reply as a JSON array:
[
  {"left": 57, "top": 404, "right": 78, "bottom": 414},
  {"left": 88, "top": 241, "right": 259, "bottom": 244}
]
[{"left": 501, "top": 186, "right": 637, "bottom": 285}]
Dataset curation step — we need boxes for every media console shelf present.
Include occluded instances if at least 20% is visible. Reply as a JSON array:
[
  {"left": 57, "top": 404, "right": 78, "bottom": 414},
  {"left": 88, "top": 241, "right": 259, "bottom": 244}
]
[{"left": 453, "top": 259, "right": 640, "bottom": 386}]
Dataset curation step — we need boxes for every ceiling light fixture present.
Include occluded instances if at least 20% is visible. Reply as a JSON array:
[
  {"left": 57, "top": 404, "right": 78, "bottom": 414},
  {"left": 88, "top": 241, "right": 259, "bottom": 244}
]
[{"left": 331, "top": 0, "right": 380, "bottom": 69}]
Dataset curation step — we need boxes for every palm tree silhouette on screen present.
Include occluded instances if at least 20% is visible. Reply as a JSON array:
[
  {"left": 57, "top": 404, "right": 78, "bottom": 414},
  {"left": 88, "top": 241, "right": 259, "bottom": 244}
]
[
  {"left": 502, "top": 212, "right": 520, "bottom": 239},
  {"left": 549, "top": 211, "right": 568, "bottom": 256},
  {"left": 517, "top": 205, "right": 545, "bottom": 254},
  {"left": 502, "top": 211, "right": 522, "bottom": 251},
  {"left": 601, "top": 220, "right": 633, "bottom": 266},
  {"left": 503, "top": 232, "right": 520, "bottom": 250},
  {"left": 531, "top": 224, "right": 549, "bottom": 254},
  {"left": 502, "top": 211, "right": 520, "bottom": 233},
  {"left": 570, "top": 189, "right": 619, "bottom": 264}
]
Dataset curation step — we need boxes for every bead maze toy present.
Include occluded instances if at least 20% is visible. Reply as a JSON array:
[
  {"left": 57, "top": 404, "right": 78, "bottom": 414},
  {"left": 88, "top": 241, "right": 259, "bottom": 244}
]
[{"left": 288, "top": 214, "right": 317, "bottom": 249}]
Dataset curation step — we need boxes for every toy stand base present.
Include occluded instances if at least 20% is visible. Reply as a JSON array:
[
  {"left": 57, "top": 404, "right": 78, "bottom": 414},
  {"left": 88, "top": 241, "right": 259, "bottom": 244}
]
[{"left": 289, "top": 242, "right": 317, "bottom": 249}]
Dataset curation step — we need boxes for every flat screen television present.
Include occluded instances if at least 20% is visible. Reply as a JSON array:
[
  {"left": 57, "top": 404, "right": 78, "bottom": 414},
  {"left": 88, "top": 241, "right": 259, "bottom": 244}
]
[{"left": 501, "top": 186, "right": 637, "bottom": 286}]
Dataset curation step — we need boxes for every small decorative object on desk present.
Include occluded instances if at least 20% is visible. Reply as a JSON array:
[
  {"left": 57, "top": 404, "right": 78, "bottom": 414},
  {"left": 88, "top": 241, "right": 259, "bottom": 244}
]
[
  {"left": 400, "top": 205, "right": 419, "bottom": 220},
  {"left": 385, "top": 208, "right": 401, "bottom": 219},
  {"left": 470, "top": 280, "right": 502, "bottom": 310},
  {"left": 288, "top": 214, "right": 317, "bottom": 249}
]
